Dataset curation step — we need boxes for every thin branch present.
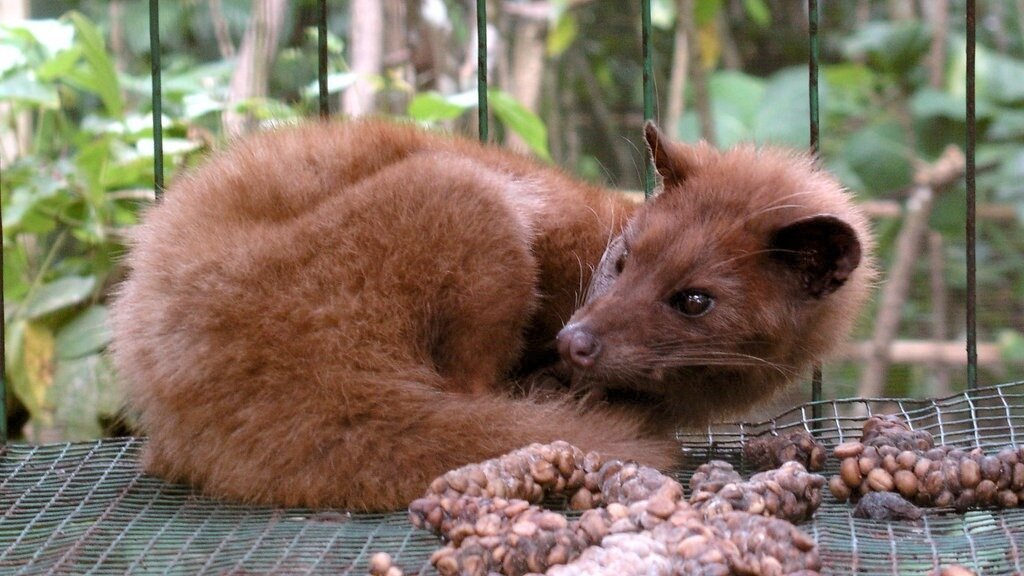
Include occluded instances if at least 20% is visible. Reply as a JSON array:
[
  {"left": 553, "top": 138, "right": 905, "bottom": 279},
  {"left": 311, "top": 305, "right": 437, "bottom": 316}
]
[
  {"left": 857, "top": 147, "right": 965, "bottom": 399},
  {"left": 209, "top": 0, "right": 236, "bottom": 59},
  {"left": 504, "top": 4, "right": 547, "bottom": 153},
  {"left": 841, "top": 340, "right": 1014, "bottom": 370},
  {"left": 570, "top": 49, "right": 635, "bottom": 183},
  {"left": 922, "top": 0, "right": 949, "bottom": 89},
  {"left": 686, "top": 0, "right": 715, "bottom": 145},
  {"left": 342, "top": 0, "right": 383, "bottom": 116},
  {"left": 664, "top": 0, "right": 691, "bottom": 135},
  {"left": 857, "top": 183, "right": 936, "bottom": 400},
  {"left": 109, "top": 0, "right": 127, "bottom": 71},
  {"left": 223, "top": 0, "right": 287, "bottom": 137}
]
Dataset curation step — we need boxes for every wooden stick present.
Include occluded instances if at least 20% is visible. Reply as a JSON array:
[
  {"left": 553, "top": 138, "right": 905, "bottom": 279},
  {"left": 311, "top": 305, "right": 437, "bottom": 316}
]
[
  {"left": 839, "top": 340, "right": 1012, "bottom": 370},
  {"left": 858, "top": 184, "right": 935, "bottom": 398}
]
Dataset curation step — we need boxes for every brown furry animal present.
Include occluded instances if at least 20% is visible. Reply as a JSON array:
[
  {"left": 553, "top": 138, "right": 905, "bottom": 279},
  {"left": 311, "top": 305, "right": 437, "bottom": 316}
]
[{"left": 109, "top": 119, "right": 873, "bottom": 511}]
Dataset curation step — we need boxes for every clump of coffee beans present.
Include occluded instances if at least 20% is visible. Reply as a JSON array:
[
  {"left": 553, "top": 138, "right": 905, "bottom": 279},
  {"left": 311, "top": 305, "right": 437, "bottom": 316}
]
[
  {"left": 743, "top": 430, "right": 827, "bottom": 472},
  {"left": 547, "top": 506, "right": 819, "bottom": 576},
  {"left": 409, "top": 443, "right": 823, "bottom": 576},
  {"left": 690, "top": 460, "right": 826, "bottom": 523},
  {"left": 860, "top": 415, "right": 934, "bottom": 451},
  {"left": 829, "top": 416, "right": 1024, "bottom": 512},
  {"left": 423, "top": 497, "right": 590, "bottom": 575},
  {"left": 412, "top": 440, "right": 595, "bottom": 519}
]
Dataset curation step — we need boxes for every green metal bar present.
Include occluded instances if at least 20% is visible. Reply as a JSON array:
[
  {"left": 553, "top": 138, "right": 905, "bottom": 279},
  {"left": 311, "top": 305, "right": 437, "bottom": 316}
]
[
  {"left": 1, "top": 209, "right": 5, "bottom": 442},
  {"left": 642, "top": 0, "right": 655, "bottom": 197},
  {"left": 966, "top": 0, "right": 978, "bottom": 389},
  {"left": 807, "top": 0, "right": 820, "bottom": 155},
  {"left": 808, "top": 0, "right": 822, "bottom": 424},
  {"left": 318, "top": 0, "right": 329, "bottom": 118},
  {"left": 476, "top": 0, "right": 488, "bottom": 142},
  {"left": 149, "top": 0, "right": 164, "bottom": 198}
]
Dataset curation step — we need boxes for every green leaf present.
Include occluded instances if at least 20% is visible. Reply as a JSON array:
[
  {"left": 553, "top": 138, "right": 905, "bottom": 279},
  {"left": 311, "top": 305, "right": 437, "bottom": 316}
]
[
  {"left": 52, "top": 353, "right": 120, "bottom": 440},
  {"left": 2, "top": 178, "right": 65, "bottom": 235},
  {"left": 843, "top": 22, "right": 931, "bottom": 76},
  {"left": 651, "top": 0, "right": 676, "bottom": 29},
  {"left": 977, "top": 49, "right": 1024, "bottom": 104},
  {"left": 3, "top": 19, "right": 75, "bottom": 58},
  {"left": 3, "top": 247, "right": 30, "bottom": 304},
  {"left": 999, "top": 330, "right": 1024, "bottom": 366},
  {"left": 709, "top": 71, "right": 765, "bottom": 127},
  {"left": 488, "top": 89, "right": 551, "bottom": 161},
  {"left": 694, "top": 0, "right": 723, "bottom": 26},
  {"left": 742, "top": 0, "right": 771, "bottom": 27},
  {"left": 408, "top": 91, "right": 472, "bottom": 123},
  {"left": 36, "top": 45, "right": 82, "bottom": 81},
  {"left": 0, "top": 70, "right": 59, "bottom": 108},
  {"left": 66, "top": 11, "right": 123, "bottom": 118},
  {"left": 842, "top": 121, "right": 913, "bottom": 195},
  {"left": 679, "top": 109, "right": 750, "bottom": 148},
  {"left": 988, "top": 109, "right": 1024, "bottom": 140},
  {"left": 55, "top": 305, "right": 111, "bottom": 360},
  {"left": 22, "top": 275, "right": 97, "bottom": 320},
  {"left": 910, "top": 88, "right": 967, "bottom": 121},
  {"left": 76, "top": 137, "right": 112, "bottom": 203},
  {"left": 7, "top": 320, "right": 56, "bottom": 431},
  {"left": 752, "top": 67, "right": 816, "bottom": 147},
  {"left": 547, "top": 12, "right": 578, "bottom": 57},
  {"left": 301, "top": 71, "right": 357, "bottom": 99}
]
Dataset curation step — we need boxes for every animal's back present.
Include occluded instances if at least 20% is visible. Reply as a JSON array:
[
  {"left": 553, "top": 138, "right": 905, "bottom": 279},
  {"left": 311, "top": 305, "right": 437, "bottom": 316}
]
[{"left": 110, "top": 120, "right": 663, "bottom": 509}]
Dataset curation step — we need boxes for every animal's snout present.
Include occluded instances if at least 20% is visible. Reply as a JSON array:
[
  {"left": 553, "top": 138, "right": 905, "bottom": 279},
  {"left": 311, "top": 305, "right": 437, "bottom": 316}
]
[{"left": 557, "top": 324, "right": 601, "bottom": 368}]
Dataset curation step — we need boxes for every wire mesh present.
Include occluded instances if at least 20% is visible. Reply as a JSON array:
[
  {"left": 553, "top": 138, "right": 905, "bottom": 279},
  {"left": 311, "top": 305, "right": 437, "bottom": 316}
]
[{"left": 1, "top": 383, "right": 1023, "bottom": 575}]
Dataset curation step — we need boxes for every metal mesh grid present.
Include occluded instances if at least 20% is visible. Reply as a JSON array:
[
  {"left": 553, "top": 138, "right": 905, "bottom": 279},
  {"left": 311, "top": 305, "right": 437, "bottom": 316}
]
[{"left": 2, "top": 383, "right": 1023, "bottom": 575}]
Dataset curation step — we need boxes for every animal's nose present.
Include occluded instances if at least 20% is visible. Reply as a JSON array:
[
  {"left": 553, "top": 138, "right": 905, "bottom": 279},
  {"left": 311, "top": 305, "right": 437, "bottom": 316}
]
[{"left": 557, "top": 324, "right": 601, "bottom": 368}]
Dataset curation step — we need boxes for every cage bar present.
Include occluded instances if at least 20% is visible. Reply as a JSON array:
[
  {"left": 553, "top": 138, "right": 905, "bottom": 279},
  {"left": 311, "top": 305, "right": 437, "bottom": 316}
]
[
  {"left": 0, "top": 214, "right": 4, "bottom": 443},
  {"left": 149, "top": 0, "right": 164, "bottom": 197},
  {"left": 807, "top": 0, "right": 823, "bottom": 417},
  {"left": 641, "top": 0, "right": 655, "bottom": 197},
  {"left": 966, "top": 0, "right": 978, "bottom": 389},
  {"left": 317, "top": 0, "right": 328, "bottom": 117},
  {"left": 476, "top": 0, "right": 488, "bottom": 142}
]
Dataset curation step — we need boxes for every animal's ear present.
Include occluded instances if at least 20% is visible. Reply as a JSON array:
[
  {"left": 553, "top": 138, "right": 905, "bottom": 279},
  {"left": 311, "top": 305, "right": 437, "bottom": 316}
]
[
  {"left": 770, "top": 214, "right": 862, "bottom": 298},
  {"left": 644, "top": 121, "right": 693, "bottom": 187}
]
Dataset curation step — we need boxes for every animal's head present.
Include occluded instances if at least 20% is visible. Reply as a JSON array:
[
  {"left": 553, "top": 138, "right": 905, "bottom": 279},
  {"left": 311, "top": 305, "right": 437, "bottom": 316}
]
[{"left": 557, "top": 123, "right": 875, "bottom": 426}]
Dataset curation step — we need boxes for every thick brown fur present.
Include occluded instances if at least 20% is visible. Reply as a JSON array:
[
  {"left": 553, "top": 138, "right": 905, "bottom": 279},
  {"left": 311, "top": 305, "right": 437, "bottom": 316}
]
[{"left": 109, "top": 119, "right": 873, "bottom": 511}]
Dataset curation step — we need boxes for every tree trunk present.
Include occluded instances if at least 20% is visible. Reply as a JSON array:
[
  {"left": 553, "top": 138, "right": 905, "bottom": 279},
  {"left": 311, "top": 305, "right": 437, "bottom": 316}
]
[
  {"left": 504, "top": 5, "right": 547, "bottom": 153},
  {"left": 888, "top": 0, "right": 915, "bottom": 20},
  {"left": 664, "top": 0, "right": 691, "bottom": 136},
  {"left": 922, "top": 0, "right": 949, "bottom": 89},
  {"left": 716, "top": 8, "right": 741, "bottom": 70},
  {"left": 109, "top": 1, "right": 127, "bottom": 71},
  {"left": 343, "top": 0, "right": 383, "bottom": 117},
  {"left": 223, "top": 0, "right": 287, "bottom": 138},
  {"left": 571, "top": 49, "right": 635, "bottom": 184},
  {"left": 688, "top": 1, "right": 715, "bottom": 145},
  {"left": 381, "top": 0, "right": 411, "bottom": 114},
  {"left": 0, "top": 0, "right": 29, "bottom": 163},
  {"left": 209, "top": 0, "right": 236, "bottom": 59}
]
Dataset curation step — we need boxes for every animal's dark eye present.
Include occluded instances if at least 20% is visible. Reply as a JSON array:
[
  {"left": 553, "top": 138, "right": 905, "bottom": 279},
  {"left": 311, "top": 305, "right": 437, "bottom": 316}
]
[
  {"left": 614, "top": 249, "right": 628, "bottom": 275},
  {"left": 670, "top": 290, "right": 715, "bottom": 317}
]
